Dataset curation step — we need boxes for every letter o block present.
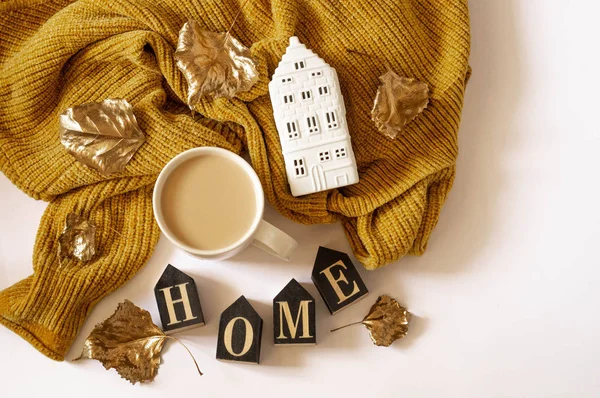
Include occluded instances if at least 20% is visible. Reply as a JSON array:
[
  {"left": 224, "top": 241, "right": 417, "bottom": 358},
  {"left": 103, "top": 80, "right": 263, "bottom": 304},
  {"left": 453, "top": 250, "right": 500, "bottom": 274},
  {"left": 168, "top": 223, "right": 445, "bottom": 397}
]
[{"left": 216, "top": 296, "right": 263, "bottom": 364}]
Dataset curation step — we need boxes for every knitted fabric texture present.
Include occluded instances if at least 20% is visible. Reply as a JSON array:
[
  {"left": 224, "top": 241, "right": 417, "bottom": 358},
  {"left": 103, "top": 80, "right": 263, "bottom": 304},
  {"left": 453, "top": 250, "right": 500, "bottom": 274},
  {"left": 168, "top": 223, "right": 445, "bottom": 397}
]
[{"left": 0, "top": 0, "right": 470, "bottom": 360}]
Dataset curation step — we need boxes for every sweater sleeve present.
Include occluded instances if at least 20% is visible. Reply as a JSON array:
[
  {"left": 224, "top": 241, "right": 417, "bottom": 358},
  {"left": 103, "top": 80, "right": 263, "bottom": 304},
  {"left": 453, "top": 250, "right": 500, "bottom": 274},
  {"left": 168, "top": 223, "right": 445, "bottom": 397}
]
[{"left": 0, "top": 177, "right": 159, "bottom": 360}]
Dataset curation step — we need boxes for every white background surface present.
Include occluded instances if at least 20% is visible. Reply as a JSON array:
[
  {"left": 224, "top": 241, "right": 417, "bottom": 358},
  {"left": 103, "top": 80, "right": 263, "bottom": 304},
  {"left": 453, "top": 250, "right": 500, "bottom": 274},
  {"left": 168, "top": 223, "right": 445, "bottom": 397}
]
[{"left": 1, "top": 1, "right": 600, "bottom": 397}]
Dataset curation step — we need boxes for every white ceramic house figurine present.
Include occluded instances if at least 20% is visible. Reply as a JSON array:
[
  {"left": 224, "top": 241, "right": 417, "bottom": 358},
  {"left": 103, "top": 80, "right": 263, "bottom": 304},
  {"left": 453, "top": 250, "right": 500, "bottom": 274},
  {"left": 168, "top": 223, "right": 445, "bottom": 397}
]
[{"left": 269, "top": 36, "right": 359, "bottom": 197}]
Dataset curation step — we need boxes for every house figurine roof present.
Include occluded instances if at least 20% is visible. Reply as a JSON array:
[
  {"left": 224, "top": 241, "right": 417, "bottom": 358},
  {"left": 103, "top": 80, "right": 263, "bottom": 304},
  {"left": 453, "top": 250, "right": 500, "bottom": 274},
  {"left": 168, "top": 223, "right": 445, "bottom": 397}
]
[{"left": 272, "top": 37, "right": 327, "bottom": 77}]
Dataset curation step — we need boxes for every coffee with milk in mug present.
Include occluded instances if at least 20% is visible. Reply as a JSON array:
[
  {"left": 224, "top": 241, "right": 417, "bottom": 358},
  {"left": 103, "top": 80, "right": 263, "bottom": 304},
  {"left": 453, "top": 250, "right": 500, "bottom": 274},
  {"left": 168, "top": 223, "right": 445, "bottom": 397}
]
[{"left": 159, "top": 154, "right": 257, "bottom": 251}]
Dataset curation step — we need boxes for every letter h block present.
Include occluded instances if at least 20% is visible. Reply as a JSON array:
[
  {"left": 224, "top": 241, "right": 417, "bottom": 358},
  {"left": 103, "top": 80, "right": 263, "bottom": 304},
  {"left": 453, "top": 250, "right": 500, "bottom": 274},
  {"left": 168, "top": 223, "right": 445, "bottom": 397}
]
[
  {"left": 273, "top": 278, "right": 316, "bottom": 345},
  {"left": 154, "top": 264, "right": 205, "bottom": 333},
  {"left": 311, "top": 246, "right": 368, "bottom": 314}
]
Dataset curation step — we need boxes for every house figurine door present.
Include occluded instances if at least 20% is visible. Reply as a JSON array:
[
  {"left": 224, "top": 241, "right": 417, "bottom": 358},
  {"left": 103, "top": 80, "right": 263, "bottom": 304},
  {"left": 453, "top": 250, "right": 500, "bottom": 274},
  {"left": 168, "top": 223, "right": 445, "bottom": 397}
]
[
  {"left": 336, "top": 174, "right": 348, "bottom": 186},
  {"left": 311, "top": 165, "right": 326, "bottom": 192}
]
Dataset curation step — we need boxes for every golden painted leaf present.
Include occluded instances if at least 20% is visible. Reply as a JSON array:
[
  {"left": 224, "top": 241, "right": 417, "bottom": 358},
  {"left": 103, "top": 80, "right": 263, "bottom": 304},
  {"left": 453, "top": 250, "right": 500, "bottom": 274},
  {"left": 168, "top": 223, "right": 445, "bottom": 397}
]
[
  {"left": 74, "top": 300, "right": 167, "bottom": 384},
  {"left": 58, "top": 213, "right": 96, "bottom": 262},
  {"left": 371, "top": 70, "right": 429, "bottom": 139},
  {"left": 59, "top": 99, "right": 145, "bottom": 175},
  {"left": 362, "top": 295, "right": 412, "bottom": 347},
  {"left": 174, "top": 19, "right": 259, "bottom": 107}
]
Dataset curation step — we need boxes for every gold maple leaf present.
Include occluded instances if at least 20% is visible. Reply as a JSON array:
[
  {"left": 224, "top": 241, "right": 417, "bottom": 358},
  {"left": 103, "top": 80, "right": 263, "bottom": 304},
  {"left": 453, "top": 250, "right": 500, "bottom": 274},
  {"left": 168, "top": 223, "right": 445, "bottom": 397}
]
[
  {"left": 371, "top": 70, "right": 429, "bottom": 139},
  {"left": 59, "top": 99, "right": 146, "bottom": 175},
  {"left": 174, "top": 19, "right": 259, "bottom": 107}
]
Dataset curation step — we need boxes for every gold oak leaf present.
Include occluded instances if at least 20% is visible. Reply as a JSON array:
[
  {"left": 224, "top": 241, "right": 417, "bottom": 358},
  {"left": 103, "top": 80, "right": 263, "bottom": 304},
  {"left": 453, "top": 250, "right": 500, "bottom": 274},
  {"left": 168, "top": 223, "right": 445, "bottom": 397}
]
[
  {"left": 74, "top": 300, "right": 167, "bottom": 384},
  {"left": 58, "top": 213, "right": 96, "bottom": 262},
  {"left": 174, "top": 19, "right": 259, "bottom": 107},
  {"left": 371, "top": 70, "right": 429, "bottom": 139},
  {"left": 362, "top": 295, "right": 412, "bottom": 347},
  {"left": 331, "top": 295, "right": 412, "bottom": 347},
  {"left": 59, "top": 98, "right": 146, "bottom": 175}
]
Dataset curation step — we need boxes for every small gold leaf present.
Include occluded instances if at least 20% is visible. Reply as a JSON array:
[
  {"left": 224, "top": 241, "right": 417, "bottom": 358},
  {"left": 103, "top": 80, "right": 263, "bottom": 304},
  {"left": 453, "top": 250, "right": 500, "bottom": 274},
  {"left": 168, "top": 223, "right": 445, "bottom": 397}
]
[
  {"left": 330, "top": 295, "right": 412, "bottom": 347},
  {"left": 362, "top": 295, "right": 411, "bottom": 347},
  {"left": 58, "top": 213, "right": 96, "bottom": 262},
  {"left": 174, "top": 20, "right": 259, "bottom": 107},
  {"left": 371, "top": 70, "right": 429, "bottom": 139},
  {"left": 74, "top": 300, "right": 167, "bottom": 384},
  {"left": 59, "top": 98, "right": 146, "bottom": 175}
]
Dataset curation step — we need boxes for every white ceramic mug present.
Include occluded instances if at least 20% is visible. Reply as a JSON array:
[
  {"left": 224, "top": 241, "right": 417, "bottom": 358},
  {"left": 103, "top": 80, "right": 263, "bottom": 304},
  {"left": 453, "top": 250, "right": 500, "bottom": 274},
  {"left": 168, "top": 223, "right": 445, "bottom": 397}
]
[{"left": 153, "top": 147, "right": 297, "bottom": 261}]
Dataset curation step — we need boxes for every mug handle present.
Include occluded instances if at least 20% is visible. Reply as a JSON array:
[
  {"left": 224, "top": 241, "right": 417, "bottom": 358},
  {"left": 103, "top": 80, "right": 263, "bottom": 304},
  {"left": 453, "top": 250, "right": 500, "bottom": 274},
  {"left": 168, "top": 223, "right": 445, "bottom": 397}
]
[{"left": 252, "top": 220, "right": 298, "bottom": 261}]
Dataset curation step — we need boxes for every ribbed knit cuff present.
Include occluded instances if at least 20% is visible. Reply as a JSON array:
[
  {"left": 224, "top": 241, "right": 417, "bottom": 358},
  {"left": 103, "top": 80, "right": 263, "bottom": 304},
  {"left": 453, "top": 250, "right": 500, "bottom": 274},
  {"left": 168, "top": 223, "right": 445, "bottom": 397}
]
[{"left": 0, "top": 277, "right": 70, "bottom": 361}]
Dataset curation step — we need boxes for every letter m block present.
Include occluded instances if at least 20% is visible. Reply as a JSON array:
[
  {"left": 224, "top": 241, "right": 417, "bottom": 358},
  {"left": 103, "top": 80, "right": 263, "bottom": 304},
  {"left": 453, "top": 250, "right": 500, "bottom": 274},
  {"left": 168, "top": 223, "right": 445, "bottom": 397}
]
[{"left": 273, "top": 278, "right": 316, "bottom": 345}]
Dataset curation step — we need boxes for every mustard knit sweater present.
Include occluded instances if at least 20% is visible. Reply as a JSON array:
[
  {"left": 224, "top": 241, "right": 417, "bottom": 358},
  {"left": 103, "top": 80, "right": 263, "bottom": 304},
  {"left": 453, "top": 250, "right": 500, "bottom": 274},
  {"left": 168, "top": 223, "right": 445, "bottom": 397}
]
[{"left": 0, "top": 0, "right": 470, "bottom": 360}]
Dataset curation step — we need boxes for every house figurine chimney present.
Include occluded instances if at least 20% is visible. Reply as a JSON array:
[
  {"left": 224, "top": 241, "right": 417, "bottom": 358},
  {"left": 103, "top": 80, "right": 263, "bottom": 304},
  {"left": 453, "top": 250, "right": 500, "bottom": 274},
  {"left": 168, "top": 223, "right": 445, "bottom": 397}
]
[
  {"left": 268, "top": 36, "right": 359, "bottom": 197},
  {"left": 288, "top": 36, "right": 301, "bottom": 47}
]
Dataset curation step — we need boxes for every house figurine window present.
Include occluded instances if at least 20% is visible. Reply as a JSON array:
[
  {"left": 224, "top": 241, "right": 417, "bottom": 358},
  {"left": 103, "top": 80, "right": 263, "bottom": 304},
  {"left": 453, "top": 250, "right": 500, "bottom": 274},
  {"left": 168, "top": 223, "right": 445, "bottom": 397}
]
[
  {"left": 311, "top": 71, "right": 323, "bottom": 77},
  {"left": 293, "top": 158, "right": 306, "bottom": 177},
  {"left": 325, "top": 111, "right": 338, "bottom": 129},
  {"left": 306, "top": 116, "right": 319, "bottom": 134},
  {"left": 319, "top": 151, "right": 331, "bottom": 162},
  {"left": 281, "top": 77, "right": 292, "bottom": 84},
  {"left": 301, "top": 90, "right": 312, "bottom": 100},
  {"left": 283, "top": 94, "right": 294, "bottom": 104},
  {"left": 294, "top": 61, "right": 306, "bottom": 70},
  {"left": 286, "top": 121, "right": 299, "bottom": 140},
  {"left": 318, "top": 86, "right": 329, "bottom": 96},
  {"left": 335, "top": 147, "right": 347, "bottom": 159}
]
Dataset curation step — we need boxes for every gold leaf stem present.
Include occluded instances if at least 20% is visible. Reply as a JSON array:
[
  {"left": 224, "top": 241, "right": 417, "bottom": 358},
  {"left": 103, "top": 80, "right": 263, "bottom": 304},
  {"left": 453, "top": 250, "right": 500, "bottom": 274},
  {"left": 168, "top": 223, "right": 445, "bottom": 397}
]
[
  {"left": 224, "top": 0, "right": 251, "bottom": 44},
  {"left": 108, "top": 226, "right": 123, "bottom": 237},
  {"left": 166, "top": 336, "right": 203, "bottom": 376},
  {"left": 330, "top": 320, "right": 363, "bottom": 333},
  {"left": 73, "top": 333, "right": 203, "bottom": 376}
]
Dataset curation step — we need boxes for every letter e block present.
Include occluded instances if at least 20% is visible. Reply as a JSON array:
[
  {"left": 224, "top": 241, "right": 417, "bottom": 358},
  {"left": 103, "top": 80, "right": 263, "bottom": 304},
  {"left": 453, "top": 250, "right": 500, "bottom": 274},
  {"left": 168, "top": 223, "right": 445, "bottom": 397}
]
[
  {"left": 273, "top": 278, "right": 316, "bottom": 345},
  {"left": 154, "top": 264, "right": 205, "bottom": 333},
  {"left": 216, "top": 296, "right": 263, "bottom": 364},
  {"left": 311, "top": 246, "right": 368, "bottom": 314}
]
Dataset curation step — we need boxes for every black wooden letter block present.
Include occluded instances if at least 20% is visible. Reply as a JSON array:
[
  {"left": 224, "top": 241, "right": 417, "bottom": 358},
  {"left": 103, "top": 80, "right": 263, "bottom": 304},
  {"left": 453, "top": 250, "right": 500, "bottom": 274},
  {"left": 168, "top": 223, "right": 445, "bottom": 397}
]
[
  {"left": 273, "top": 278, "right": 316, "bottom": 345},
  {"left": 216, "top": 295, "right": 263, "bottom": 364},
  {"left": 311, "top": 246, "right": 369, "bottom": 314},
  {"left": 154, "top": 264, "right": 205, "bottom": 333}
]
